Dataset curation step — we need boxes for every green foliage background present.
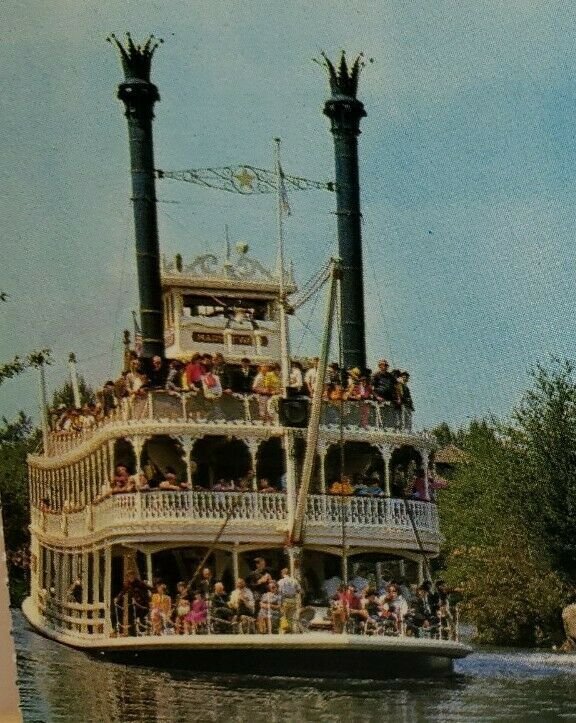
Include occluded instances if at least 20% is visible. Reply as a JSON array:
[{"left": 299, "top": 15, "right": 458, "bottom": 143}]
[
  {"left": 437, "top": 359, "right": 576, "bottom": 646},
  {"left": 0, "top": 413, "right": 40, "bottom": 605}
]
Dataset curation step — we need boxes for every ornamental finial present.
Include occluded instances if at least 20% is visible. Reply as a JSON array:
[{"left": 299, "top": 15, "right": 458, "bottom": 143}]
[
  {"left": 107, "top": 32, "right": 163, "bottom": 82},
  {"left": 315, "top": 51, "right": 370, "bottom": 99}
]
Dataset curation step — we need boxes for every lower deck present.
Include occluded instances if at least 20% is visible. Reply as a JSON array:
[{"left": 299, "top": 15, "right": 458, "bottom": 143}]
[
  {"left": 29, "top": 539, "right": 435, "bottom": 640},
  {"left": 22, "top": 597, "right": 471, "bottom": 679}
]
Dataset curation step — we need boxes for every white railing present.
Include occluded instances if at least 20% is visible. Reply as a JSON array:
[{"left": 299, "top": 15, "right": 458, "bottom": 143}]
[
  {"left": 38, "top": 589, "right": 106, "bottom": 638},
  {"left": 44, "top": 392, "right": 415, "bottom": 456},
  {"left": 305, "top": 496, "right": 437, "bottom": 531},
  {"left": 35, "top": 491, "right": 439, "bottom": 543}
]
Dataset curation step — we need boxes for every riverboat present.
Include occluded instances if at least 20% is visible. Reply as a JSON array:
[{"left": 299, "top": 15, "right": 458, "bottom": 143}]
[{"left": 22, "top": 35, "right": 472, "bottom": 677}]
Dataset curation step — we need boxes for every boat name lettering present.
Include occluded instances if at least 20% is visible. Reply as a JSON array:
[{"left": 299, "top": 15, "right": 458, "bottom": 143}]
[{"left": 191, "top": 332, "right": 268, "bottom": 346}]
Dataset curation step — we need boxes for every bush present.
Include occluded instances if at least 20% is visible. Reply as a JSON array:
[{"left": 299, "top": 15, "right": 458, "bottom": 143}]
[{"left": 444, "top": 531, "right": 567, "bottom": 646}]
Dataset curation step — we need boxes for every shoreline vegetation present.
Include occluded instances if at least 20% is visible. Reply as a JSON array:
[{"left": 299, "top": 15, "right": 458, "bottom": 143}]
[
  {"left": 437, "top": 358, "right": 575, "bottom": 647},
  {"left": 2, "top": 359, "right": 575, "bottom": 646}
]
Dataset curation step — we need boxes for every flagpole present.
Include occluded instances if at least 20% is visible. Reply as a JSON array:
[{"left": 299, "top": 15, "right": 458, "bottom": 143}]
[
  {"left": 274, "top": 137, "right": 290, "bottom": 391},
  {"left": 132, "top": 310, "right": 143, "bottom": 358}
]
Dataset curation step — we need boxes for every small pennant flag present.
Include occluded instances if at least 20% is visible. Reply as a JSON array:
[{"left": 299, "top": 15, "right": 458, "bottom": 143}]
[
  {"left": 278, "top": 163, "right": 292, "bottom": 216},
  {"left": 132, "top": 311, "right": 143, "bottom": 357}
]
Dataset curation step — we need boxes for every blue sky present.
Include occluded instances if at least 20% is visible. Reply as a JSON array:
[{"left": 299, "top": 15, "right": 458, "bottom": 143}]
[{"left": 2, "top": 0, "right": 576, "bottom": 430}]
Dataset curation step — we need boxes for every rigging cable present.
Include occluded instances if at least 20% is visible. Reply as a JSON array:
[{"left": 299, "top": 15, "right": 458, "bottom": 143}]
[
  {"left": 291, "top": 311, "right": 323, "bottom": 346},
  {"left": 294, "top": 291, "right": 321, "bottom": 355},
  {"left": 108, "top": 228, "right": 131, "bottom": 378},
  {"left": 361, "top": 214, "right": 393, "bottom": 361}
]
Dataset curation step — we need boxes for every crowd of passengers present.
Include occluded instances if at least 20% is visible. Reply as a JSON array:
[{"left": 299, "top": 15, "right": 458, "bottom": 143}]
[
  {"left": 99, "top": 462, "right": 445, "bottom": 502},
  {"left": 50, "top": 354, "right": 413, "bottom": 432},
  {"left": 92, "top": 557, "right": 454, "bottom": 638}
]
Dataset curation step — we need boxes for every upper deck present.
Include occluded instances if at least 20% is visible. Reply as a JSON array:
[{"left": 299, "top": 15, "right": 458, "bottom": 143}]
[
  {"left": 161, "top": 247, "right": 295, "bottom": 363},
  {"left": 27, "top": 389, "right": 439, "bottom": 554}
]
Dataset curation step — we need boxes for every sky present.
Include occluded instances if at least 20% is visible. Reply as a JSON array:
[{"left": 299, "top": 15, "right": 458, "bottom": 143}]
[{"left": 2, "top": 0, "right": 576, "bottom": 431}]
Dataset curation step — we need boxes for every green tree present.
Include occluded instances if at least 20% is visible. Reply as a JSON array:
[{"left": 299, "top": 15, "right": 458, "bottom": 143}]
[
  {"left": 445, "top": 529, "right": 567, "bottom": 646},
  {"left": 51, "top": 377, "right": 95, "bottom": 410},
  {"left": 431, "top": 422, "right": 456, "bottom": 448},
  {"left": 0, "top": 413, "right": 40, "bottom": 604},
  {"left": 510, "top": 359, "right": 576, "bottom": 582},
  {"left": 0, "top": 292, "right": 49, "bottom": 604},
  {"left": 438, "top": 367, "right": 575, "bottom": 646}
]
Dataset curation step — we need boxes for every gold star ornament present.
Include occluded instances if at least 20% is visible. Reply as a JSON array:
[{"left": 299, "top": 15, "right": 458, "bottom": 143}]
[{"left": 234, "top": 167, "right": 255, "bottom": 190}]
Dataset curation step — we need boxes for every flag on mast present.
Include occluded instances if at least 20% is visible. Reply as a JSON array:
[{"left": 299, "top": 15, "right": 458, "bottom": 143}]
[
  {"left": 132, "top": 311, "right": 143, "bottom": 357},
  {"left": 278, "top": 162, "right": 292, "bottom": 216}
]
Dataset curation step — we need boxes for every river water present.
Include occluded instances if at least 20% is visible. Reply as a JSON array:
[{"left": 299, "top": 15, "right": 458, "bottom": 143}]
[{"left": 11, "top": 612, "right": 576, "bottom": 722}]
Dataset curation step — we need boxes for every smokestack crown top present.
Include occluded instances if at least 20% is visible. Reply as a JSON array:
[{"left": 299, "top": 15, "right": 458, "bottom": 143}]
[
  {"left": 317, "top": 51, "right": 367, "bottom": 99},
  {"left": 107, "top": 32, "right": 163, "bottom": 82}
]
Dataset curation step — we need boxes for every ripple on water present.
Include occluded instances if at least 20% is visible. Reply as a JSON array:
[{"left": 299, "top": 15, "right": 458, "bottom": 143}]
[{"left": 11, "top": 612, "right": 576, "bottom": 722}]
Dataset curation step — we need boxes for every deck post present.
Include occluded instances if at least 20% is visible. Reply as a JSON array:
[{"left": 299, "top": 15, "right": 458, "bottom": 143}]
[
  {"left": 104, "top": 547, "right": 112, "bottom": 635},
  {"left": 81, "top": 552, "right": 89, "bottom": 604},
  {"left": 146, "top": 552, "right": 153, "bottom": 585},
  {"left": 421, "top": 450, "right": 430, "bottom": 500},
  {"left": 92, "top": 548, "right": 100, "bottom": 601},
  {"left": 107, "top": 440, "right": 115, "bottom": 480},
  {"left": 342, "top": 547, "right": 349, "bottom": 585},
  {"left": 378, "top": 444, "right": 392, "bottom": 497},
  {"left": 232, "top": 543, "right": 239, "bottom": 581},
  {"left": 178, "top": 435, "right": 195, "bottom": 488},
  {"left": 81, "top": 551, "right": 89, "bottom": 633}
]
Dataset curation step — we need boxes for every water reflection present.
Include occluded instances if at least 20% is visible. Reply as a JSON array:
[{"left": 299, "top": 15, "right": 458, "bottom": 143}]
[{"left": 12, "top": 612, "right": 576, "bottom": 722}]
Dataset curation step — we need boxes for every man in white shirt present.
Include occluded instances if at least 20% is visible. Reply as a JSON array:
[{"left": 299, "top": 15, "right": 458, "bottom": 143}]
[{"left": 304, "top": 357, "right": 319, "bottom": 397}]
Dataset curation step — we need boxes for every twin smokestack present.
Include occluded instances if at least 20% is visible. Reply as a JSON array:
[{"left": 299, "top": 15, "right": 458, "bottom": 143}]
[{"left": 109, "top": 35, "right": 368, "bottom": 372}]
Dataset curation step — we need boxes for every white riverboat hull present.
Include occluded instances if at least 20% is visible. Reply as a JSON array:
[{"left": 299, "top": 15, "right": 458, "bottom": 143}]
[{"left": 22, "top": 597, "right": 472, "bottom": 678}]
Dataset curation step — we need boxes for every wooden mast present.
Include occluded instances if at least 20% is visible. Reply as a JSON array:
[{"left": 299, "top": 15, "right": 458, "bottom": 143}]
[{"left": 291, "top": 259, "right": 341, "bottom": 544}]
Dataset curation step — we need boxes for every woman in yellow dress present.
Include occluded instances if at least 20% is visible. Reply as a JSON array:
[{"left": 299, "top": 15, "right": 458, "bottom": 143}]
[{"left": 150, "top": 583, "right": 172, "bottom": 635}]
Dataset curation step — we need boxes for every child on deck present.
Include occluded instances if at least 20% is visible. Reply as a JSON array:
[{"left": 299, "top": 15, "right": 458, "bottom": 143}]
[{"left": 185, "top": 591, "right": 208, "bottom": 634}]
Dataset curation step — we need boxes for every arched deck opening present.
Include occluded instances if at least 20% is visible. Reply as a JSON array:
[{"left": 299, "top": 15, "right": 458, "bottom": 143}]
[
  {"left": 390, "top": 445, "right": 423, "bottom": 497},
  {"left": 113, "top": 438, "right": 136, "bottom": 474},
  {"left": 142, "top": 435, "right": 186, "bottom": 483},
  {"left": 256, "top": 437, "right": 285, "bottom": 490},
  {"left": 325, "top": 441, "right": 383, "bottom": 486},
  {"left": 192, "top": 436, "right": 252, "bottom": 489}
]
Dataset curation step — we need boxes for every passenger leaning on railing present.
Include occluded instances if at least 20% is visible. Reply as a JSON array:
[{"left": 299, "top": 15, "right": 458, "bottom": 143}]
[
  {"left": 110, "top": 464, "right": 135, "bottom": 494},
  {"left": 257, "top": 478, "right": 276, "bottom": 493},
  {"left": 157, "top": 466, "right": 191, "bottom": 492},
  {"left": 125, "top": 358, "right": 146, "bottom": 396},
  {"left": 252, "top": 363, "right": 272, "bottom": 422},
  {"left": 371, "top": 359, "right": 395, "bottom": 403},
  {"left": 229, "top": 357, "right": 255, "bottom": 394},
  {"left": 328, "top": 476, "right": 355, "bottom": 496},
  {"left": 165, "top": 360, "right": 184, "bottom": 395},
  {"left": 408, "top": 469, "right": 448, "bottom": 503},
  {"left": 201, "top": 364, "right": 223, "bottom": 401},
  {"left": 184, "top": 353, "right": 204, "bottom": 390}
]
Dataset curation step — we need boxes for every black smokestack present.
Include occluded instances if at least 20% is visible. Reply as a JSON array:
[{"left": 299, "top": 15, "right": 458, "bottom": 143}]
[
  {"left": 109, "top": 33, "right": 165, "bottom": 358},
  {"left": 320, "top": 51, "right": 367, "bottom": 372}
]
